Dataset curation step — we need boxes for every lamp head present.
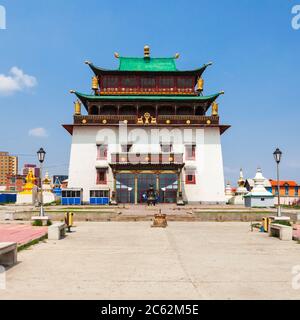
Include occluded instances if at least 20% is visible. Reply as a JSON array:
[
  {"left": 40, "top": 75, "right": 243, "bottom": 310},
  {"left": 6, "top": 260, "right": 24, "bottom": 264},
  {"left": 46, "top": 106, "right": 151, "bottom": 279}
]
[
  {"left": 273, "top": 148, "right": 282, "bottom": 164},
  {"left": 37, "top": 148, "right": 46, "bottom": 164}
]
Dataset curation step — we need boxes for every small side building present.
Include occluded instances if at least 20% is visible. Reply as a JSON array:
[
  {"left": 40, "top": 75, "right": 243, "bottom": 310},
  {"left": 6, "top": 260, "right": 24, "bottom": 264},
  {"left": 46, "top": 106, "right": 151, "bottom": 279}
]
[
  {"left": 268, "top": 180, "right": 300, "bottom": 205},
  {"left": 244, "top": 168, "right": 274, "bottom": 208}
]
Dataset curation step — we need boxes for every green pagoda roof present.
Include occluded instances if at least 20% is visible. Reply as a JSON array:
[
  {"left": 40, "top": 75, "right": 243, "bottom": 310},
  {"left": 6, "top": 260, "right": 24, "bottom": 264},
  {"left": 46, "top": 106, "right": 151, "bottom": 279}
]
[
  {"left": 73, "top": 91, "right": 224, "bottom": 110},
  {"left": 118, "top": 57, "right": 177, "bottom": 72},
  {"left": 85, "top": 46, "right": 212, "bottom": 75},
  {"left": 86, "top": 61, "right": 212, "bottom": 76}
]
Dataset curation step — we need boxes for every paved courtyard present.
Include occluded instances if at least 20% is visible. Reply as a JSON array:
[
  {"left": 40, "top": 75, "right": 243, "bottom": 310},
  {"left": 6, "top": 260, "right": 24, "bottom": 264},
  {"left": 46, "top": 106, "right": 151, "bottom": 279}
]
[{"left": 0, "top": 222, "right": 300, "bottom": 300}]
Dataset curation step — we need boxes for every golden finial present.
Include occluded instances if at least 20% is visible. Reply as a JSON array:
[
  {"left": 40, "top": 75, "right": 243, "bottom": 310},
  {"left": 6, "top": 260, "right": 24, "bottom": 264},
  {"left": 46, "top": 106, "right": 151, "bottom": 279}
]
[
  {"left": 144, "top": 45, "right": 150, "bottom": 58},
  {"left": 196, "top": 78, "right": 204, "bottom": 92},
  {"left": 114, "top": 52, "right": 120, "bottom": 59},
  {"left": 174, "top": 53, "right": 180, "bottom": 59},
  {"left": 220, "top": 90, "right": 225, "bottom": 95},
  {"left": 74, "top": 100, "right": 81, "bottom": 115}
]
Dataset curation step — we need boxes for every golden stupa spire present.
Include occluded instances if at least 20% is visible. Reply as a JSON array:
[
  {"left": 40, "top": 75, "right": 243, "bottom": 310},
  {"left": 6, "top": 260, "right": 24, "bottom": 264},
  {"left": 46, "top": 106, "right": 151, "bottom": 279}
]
[{"left": 20, "top": 169, "right": 36, "bottom": 195}]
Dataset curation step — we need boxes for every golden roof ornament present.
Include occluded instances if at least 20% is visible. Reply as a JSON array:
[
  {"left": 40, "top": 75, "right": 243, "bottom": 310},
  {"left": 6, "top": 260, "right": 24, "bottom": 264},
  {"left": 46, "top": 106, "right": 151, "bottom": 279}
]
[
  {"left": 174, "top": 53, "right": 180, "bottom": 59},
  {"left": 92, "top": 76, "right": 98, "bottom": 91},
  {"left": 196, "top": 78, "right": 204, "bottom": 92},
  {"left": 144, "top": 112, "right": 151, "bottom": 124},
  {"left": 212, "top": 102, "right": 219, "bottom": 116},
  {"left": 144, "top": 45, "right": 150, "bottom": 58},
  {"left": 114, "top": 52, "right": 120, "bottom": 59},
  {"left": 74, "top": 100, "right": 81, "bottom": 115}
]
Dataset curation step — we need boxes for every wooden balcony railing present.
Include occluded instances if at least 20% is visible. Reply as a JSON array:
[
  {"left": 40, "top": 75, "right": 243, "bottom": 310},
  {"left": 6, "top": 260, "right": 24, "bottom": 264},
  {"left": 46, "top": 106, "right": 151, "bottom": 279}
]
[{"left": 74, "top": 115, "right": 219, "bottom": 125}]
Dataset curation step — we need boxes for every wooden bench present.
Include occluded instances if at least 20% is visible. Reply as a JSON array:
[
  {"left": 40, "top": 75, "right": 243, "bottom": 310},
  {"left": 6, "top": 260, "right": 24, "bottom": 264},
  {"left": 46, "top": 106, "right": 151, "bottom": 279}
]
[
  {"left": 0, "top": 242, "right": 17, "bottom": 267},
  {"left": 48, "top": 223, "right": 66, "bottom": 240},
  {"left": 269, "top": 223, "right": 293, "bottom": 241}
]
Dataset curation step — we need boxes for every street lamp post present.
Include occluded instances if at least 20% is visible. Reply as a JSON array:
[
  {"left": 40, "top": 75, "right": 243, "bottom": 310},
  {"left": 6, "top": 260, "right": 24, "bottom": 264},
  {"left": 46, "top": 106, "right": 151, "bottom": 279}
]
[
  {"left": 273, "top": 148, "right": 282, "bottom": 217},
  {"left": 37, "top": 148, "right": 46, "bottom": 217}
]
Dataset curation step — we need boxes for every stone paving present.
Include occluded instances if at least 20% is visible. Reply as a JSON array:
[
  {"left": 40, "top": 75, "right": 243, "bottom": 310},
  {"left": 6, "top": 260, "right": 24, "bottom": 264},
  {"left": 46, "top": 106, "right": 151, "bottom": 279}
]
[{"left": 0, "top": 221, "right": 300, "bottom": 300}]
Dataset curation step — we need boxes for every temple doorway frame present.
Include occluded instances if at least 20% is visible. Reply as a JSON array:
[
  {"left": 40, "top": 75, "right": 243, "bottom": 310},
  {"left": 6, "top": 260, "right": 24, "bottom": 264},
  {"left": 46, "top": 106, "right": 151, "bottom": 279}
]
[{"left": 112, "top": 169, "right": 183, "bottom": 205}]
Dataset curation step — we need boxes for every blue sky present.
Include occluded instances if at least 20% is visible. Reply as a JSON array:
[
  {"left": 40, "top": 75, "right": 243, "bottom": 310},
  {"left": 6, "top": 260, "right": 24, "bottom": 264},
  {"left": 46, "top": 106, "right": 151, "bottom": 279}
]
[{"left": 0, "top": 0, "right": 299, "bottom": 185}]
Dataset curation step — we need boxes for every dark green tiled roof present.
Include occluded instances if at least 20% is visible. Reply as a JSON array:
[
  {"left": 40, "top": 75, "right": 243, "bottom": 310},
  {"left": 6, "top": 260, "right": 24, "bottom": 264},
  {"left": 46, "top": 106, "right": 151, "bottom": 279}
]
[
  {"left": 87, "top": 61, "right": 212, "bottom": 75},
  {"left": 118, "top": 57, "right": 177, "bottom": 71},
  {"left": 73, "top": 91, "right": 224, "bottom": 111},
  {"left": 75, "top": 92, "right": 222, "bottom": 102}
]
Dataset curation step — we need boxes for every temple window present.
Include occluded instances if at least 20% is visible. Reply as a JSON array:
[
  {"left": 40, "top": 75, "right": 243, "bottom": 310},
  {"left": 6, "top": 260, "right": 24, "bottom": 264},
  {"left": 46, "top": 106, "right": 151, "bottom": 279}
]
[
  {"left": 185, "top": 145, "right": 196, "bottom": 160},
  {"left": 141, "top": 77, "right": 156, "bottom": 88},
  {"left": 159, "top": 77, "right": 174, "bottom": 88},
  {"left": 96, "top": 169, "right": 107, "bottom": 184},
  {"left": 285, "top": 184, "right": 289, "bottom": 196},
  {"left": 139, "top": 105, "right": 155, "bottom": 117},
  {"left": 295, "top": 186, "right": 299, "bottom": 196},
  {"left": 177, "top": 106, "right": 193, "bottom": 115},
  {"left": 97, "top": 144, "right": 108, "bottom": 160},
  {"left": 90, "top": 105, "right": 99, "bottom": 115},
  {"left": 103, "top": 76, "right": 119, "bottom": 89},
  {"left": 90, "top": 190, "right": 109, "bottom": 198},
  {"left": 119, "top": 105, "right": 136, "bottom": 115},
  {"left": 195, "top": 106, "right": 205, "bottom": 115},
  {"left": 177, "top": 77, "right": 193, "bottom": 88},
  {"left": 100, "top": 105, "right": 117, "bottom": 115},
  {"left": 121, "top": 77, "right": 138, "bottom": 88},
  {"left": 186, "top": 172, "right": 196, "bottom": 184},
  {"left": 159, "top": 105, "right": 174, "bottom": 115}
]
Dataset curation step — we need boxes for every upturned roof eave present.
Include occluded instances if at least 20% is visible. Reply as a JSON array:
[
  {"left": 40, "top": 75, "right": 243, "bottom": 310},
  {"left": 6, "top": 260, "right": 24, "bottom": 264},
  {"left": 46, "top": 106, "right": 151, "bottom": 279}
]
[
  {"left": 87, "top": 62, "right": 211, "bottom": 77},
  {"left": 73, "top": 91, "right": 223, "bottom": 110}
]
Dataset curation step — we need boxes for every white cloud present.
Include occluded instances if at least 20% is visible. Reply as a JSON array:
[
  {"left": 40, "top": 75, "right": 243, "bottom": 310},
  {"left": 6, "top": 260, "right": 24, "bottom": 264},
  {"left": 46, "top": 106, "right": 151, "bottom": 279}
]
[
  {"left": 28, "top": 127, "right": 48, "bottom": 138},
  {"left": 0, "top": 67, "right": 37, "bottom": 95}
]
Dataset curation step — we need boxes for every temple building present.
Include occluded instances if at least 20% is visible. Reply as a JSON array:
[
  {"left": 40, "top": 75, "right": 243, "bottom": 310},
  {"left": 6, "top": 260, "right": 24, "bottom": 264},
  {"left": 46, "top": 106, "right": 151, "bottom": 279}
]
[{"left": 63, "top": 46, "right": 230, "bottom": 205}]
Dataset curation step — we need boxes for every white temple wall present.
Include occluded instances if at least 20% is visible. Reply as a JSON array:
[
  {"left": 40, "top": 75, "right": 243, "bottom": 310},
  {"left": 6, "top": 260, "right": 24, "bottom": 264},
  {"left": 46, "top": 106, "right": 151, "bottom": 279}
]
[{"left": 68, "top": 126, "right": 226, "bottom": 203}]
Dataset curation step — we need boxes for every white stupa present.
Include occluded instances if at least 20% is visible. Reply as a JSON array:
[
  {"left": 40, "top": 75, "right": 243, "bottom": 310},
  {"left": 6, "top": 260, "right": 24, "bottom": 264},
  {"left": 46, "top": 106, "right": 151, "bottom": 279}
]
[
  {"left": 229, "top": 169, "right": 248, "bottom": 205},
  {"left": 244, "top": 168, "right": 274, "bottom": 207},
  {"left": 41, "top": 172, "right": 56, "bottom": 204},
  {"left": 225, "top": 182, "right": 234, "bottom": 203}
]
